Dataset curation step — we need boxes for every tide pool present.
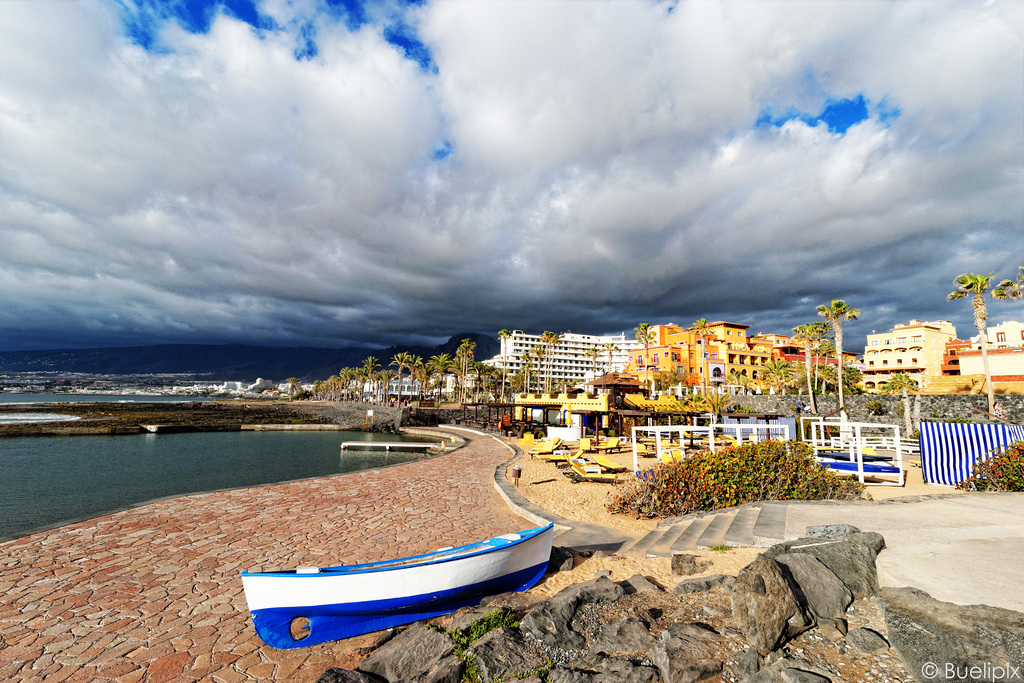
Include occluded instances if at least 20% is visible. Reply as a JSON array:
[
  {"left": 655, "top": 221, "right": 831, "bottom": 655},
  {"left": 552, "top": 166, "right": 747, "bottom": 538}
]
[{"left": 0, "top": 430, "right": 432, "bottom": 541}]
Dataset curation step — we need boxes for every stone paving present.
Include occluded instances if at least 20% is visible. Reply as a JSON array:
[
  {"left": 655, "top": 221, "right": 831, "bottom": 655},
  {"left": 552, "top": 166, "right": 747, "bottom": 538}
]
[{"left": 0, "top": 427, "right": 525, "bottom": 682}]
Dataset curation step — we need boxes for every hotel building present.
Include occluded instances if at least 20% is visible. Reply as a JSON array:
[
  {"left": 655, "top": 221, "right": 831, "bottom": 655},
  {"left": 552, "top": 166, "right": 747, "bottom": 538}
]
[
  {"left": 483, "top": 330, "right": 641, "bottom": 386},
  {"left": 861, "top": 320, "right": 958, "bottom": 390}
]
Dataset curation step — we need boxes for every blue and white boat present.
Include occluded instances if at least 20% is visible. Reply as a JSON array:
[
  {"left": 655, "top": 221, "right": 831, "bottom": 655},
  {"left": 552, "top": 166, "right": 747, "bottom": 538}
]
[{"left": 241, "top": 523, "right": 554, "bottom": 649}]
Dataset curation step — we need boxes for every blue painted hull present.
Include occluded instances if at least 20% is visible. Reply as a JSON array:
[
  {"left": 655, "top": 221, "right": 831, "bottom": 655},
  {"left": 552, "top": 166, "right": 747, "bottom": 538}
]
[{"left": 241, "top": 523, "right": 554, "bottom": 649}]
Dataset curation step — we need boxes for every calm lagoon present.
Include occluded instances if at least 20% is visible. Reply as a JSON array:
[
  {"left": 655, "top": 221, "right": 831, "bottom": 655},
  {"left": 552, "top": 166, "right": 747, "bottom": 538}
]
[{"left": 0, "top": 429, "right": 431, "bottom": 541}]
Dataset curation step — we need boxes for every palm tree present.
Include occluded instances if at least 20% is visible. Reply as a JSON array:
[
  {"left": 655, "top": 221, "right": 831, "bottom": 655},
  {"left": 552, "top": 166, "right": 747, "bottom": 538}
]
[
  {"left": 497, "top": 329, "right": 512, "bottom": 402},
  {"left": 762, "top": 359, "right": 795, "bottom": 395},
  {"left": 792, "top": 322, "right": 830, "bottom": 414},
  {"left": 601, "top": 342, "right": 618, "bottom": 395},
  {"left": 428, "top": 354, "right": 453, "bottom": 402},
  {"left": 390, "top": 352, "right": 416, "bottom": 403},
  {"left": 583, "top": 347, "right": 600, "bottom": 394},
  {"left": 881, "top": 372, "right": 918, "bottom": 435},
  {"left": 539, "top": 331, "right": 560, "bottom": 393},
  {"left": 634, "top": 323, "right": 655, "bottom": 394},
  {"left": 376, "top": 369, "right": 397, "bottom": 403},
  {"left": 817, "top": 300, "right": 860, "bottom": 415},
  {"left": 688, "top": 318, "right": 714, "bottom": 394},
  {"left": 456, "top": 338, "right": 476, "bottom": 404},
  {"left": 360, "top": 357, "right": 380, "bottom": 402},
  {"left": 948, "top": 273, "right": 1004, "bottom": 413},
  {"left": 286, "top": 377, "right": 301, "bottom": 399}
]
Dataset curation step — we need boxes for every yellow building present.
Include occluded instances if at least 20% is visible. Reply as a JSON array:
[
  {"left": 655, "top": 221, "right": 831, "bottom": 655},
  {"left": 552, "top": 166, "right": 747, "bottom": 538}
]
[{"left": 861, "top": 320, "right": 958, "bottom": 390}]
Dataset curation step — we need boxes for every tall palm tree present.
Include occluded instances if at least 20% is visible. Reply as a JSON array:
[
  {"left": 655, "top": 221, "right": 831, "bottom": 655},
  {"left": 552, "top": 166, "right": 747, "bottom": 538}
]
[
  {"left": 360, "top": 357, "right": 380, "bottom": 402},
  {"left": 286, "top": 377, "right": 301, "bottom": 398},
  {"left": 817, "top": 300, "right": 860, "bottom": 415},
  {"left": 584, "top": 347, "right": 600, "bottom": 394},
  {"left": 539, "top": 331, "right": 560, "bottom": 393},
  {"left": 792, "top": 322, "right": 829, "bottom": 414},
  {"left": 691, "top": 318, "right": 713, "bottom": 394},
  {"left": 390, "top": 352, "right": 415, "bottom": 403},
  {"left": 634, "top": 323, "right": 654, "bottom": 394},
  {"left": 428, "top": 354, "right": 453, "bottom": 401},
  {"left": 948, "top": 273, "right": 1000, "bottom": 413},
  {"left": 456, "top": 338, "right": 476, "bottom": 404},
  {"left": 602, "top": 342, "right": 618, "bottom": 395},
  {"left": 497, "top": 329, "right": 512, "bottom": 402}
]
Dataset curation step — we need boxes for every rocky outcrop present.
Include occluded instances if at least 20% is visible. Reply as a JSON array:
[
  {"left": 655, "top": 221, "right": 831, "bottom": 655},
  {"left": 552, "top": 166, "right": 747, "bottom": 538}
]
[
  {"left": 879, "top": 587, "right": 1024, "bottom": 683},
  {"left": 319, "top": 531, "right": 1023, "bottom": 683}
]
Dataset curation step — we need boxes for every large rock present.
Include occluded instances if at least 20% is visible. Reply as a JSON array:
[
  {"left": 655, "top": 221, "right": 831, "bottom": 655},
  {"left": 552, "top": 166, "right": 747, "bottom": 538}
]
[
  {"left": 673, "top": 574, "right": 731, "bottom": 595},
  {"left": 591, "top": 617, "right": 658, "bottom": 655},
  {"left": 773, "top": 552, "right": 853, "bottom": 627},
  {"left": 763, "top": 533, "right": 884, "bottom": 599},
  {"left": 466, "top": 628, "right": 546, "bottom": 683},
  {"left": 649, "top": 622, "right": 724, "bottom": 683},
  {"left": 521, "top": 576, "right": 625, "bottom": 650},
  {"left": 356, "top": 624, "right": 461, "bottom": 682},
  {"left": 594, "top": 658, "right": 659, "bottom": 683},
  {"left": 731, "top": 555, "right": 813, "bottom": 655},
  {"left": 672, "top": 553, "right": 713, "bottom": 576},
  {"left": 880, "top": 587, "right": 1024, "bottom": 683}
]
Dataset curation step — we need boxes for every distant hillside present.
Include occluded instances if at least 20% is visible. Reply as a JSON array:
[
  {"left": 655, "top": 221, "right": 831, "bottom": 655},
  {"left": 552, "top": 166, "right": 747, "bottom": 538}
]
[{"left": 0, "top": 333, "right": 499, "bottom": 382}]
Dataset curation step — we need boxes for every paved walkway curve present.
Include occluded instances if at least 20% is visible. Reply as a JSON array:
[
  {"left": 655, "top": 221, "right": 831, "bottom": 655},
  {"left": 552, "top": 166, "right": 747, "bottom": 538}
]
[{"left": 0, "top": 427, "right": 526, "bottom": 682}]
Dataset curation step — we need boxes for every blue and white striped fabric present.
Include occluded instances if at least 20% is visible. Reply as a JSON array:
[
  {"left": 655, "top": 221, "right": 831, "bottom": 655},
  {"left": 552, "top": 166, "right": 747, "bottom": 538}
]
[{"left": 919, "top": 421, "right": 1024, "bottom": 486}]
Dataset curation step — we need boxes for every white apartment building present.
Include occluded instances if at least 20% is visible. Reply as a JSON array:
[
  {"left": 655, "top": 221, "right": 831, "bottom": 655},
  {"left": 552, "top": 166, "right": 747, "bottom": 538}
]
[
  {"left": 483, "top": 330, "right": 641, "bottom": 386},
  {"left": 987, "top": 321, "right": 1024, "bottom": 348}
]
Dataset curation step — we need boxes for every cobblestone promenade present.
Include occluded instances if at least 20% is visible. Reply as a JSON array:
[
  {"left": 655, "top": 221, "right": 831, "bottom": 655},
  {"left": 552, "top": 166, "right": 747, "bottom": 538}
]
[{"left": 0, "top": 428, "right": 524, "bottom": 682}]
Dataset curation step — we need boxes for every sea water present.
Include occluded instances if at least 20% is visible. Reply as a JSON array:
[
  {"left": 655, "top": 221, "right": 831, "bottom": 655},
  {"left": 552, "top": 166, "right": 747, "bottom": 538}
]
[{"left": 0, "top": 429, "right": 431, "bottom": 541}]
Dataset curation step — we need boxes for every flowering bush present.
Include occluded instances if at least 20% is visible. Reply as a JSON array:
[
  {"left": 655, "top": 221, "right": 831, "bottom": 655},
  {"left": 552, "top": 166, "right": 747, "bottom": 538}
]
[
  {"left": 607, "top": 440, "right": 865, "bottom": 519},
  {"left": 957, "top": 441, "right": 1024, "bottom": 492}
]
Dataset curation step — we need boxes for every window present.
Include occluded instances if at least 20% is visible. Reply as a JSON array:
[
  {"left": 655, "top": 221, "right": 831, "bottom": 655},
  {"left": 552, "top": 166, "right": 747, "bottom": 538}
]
[
  {"left": 883, "top": 360, "right": 889, "bottom": 366},
  {"left": 871, "top": 340, "right": 879, "bottom": 346},
  {"left": 911, "top": 335, "right": 923, "bottom": 342},
  {"left": 869, "top": 361, "right": 875, "bottom": 367},
  {"left": 885, "top": 339, "right": 892, "bottom": 345},
  {"left": 997, "top": 332, "right": 1006, "bottom": 342},
  {"left": 896, "top": 337, "right": 907, "bottom": 344},
  {"left": 897, "top": 359, "right": 903, "bottom": 365}
]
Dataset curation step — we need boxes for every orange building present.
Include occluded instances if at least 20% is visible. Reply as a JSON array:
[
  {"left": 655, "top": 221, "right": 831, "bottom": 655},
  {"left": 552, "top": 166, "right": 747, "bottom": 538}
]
[{"left": 624, "top": 322, "right": 772, "bottom": 389}]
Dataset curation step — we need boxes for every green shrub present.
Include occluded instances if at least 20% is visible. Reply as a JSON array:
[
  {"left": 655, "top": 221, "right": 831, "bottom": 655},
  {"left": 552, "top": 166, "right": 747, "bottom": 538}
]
[
  {"left": 864, "top": 400, "right": 886, "bottom": 416},
  {"left": 606, "top": 440, "right": 865, "bottom": 519},
  {"left": 957, "top": 441, "right": 1024, "bottom": 492}
]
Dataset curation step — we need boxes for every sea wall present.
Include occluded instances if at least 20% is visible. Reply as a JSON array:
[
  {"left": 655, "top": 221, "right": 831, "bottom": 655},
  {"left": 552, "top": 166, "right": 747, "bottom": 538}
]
[
  {"left": 291, "top": 400, "right": 403, "bottom": 432},
  {"left": 730, "top": 393, "right": 1023, "bottom": 425}
]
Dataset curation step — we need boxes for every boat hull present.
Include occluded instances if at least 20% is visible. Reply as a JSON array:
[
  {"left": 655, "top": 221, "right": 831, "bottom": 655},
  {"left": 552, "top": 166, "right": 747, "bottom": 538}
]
[{"left": 241, "top": 523, "right": 554, "bottom": 649}]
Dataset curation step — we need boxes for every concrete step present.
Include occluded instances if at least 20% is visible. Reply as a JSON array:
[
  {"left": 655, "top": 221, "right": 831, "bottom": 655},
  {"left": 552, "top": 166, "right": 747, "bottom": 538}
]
[
  {"left": 696, "top": 510, "right": 738, "bottom": 549},
  {"left": 621, "top": 527, "right": 667, "bottom": 557},
  {"left": 752, "top": 503, "right": 788, "bottom": 546},
  {"left": 722, "top": 505, "right": 761, "bottom": 547},
  {"left": 644, "top": 522, "right": 691, "bottom": 558},
  {"left": 670, "top": 516, "right": 713, "bottom": 553}
]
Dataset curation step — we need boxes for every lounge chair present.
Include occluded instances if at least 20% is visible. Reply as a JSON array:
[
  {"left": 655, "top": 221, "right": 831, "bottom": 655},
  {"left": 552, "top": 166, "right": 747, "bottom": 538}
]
[
  {"left": 659, "top": 450, "right": 675, "bottom": 465},
  {"left": 592, "top": 454, "right": 628, "bottom": 473},
  {"left": 529, "top": 438, "right": 562, "bottom": 457},
  {"left": 567, "top": 461, "right": 619, "bottom": 484},
  {"left": 578, "top": 438, "right": 596, "bottom": 452},
  {"left": 593, "top": 437, "right": 622, "bottom": 452}
]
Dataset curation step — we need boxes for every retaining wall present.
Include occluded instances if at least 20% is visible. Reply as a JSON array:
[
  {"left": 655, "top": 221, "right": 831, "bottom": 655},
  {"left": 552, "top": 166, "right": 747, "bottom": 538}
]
[{"left": 729, "top": 393, "right": 1023, "bottom": 426}]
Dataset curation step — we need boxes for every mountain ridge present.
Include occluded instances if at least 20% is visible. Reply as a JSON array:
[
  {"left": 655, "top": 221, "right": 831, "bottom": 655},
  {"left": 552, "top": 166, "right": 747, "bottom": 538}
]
[{"left": 0, "top": 334, "right": 500, "bottom": 382}]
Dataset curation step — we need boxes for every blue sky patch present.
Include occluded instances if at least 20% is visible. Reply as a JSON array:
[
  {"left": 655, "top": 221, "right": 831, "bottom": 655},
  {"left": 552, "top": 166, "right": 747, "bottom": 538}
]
[
  {"left": 118, "top": 0, "right": 271, "bottom": 50},
  {"left": 432, "top": 141, "right": 454, "bottom": 161},
  {"left": 383, "top": 21, "right": 436, "bottom": 73},
  {"left": 755, "top": 93, "right": 891, "bottom": 135}
]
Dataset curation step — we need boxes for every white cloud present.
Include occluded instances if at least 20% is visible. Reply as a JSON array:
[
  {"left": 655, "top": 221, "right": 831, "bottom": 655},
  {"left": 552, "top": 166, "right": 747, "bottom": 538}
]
[{"left": 0, "top": 0, "right": 1020, "bottom": 352}]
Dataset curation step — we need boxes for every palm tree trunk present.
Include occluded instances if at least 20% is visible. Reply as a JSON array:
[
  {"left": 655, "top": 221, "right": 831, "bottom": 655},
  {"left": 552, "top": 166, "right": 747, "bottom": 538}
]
[
  {"left": 836, "top": 327, "right": 845, "bottom": 415},
  {"left": 804, "top": 343, "right": 817, "bottom": 414}
]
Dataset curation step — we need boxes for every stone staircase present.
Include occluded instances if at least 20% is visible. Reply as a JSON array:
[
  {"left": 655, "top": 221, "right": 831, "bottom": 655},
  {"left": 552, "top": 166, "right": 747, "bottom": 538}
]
[{"left": 619, "top": 503, "right": 789, "bottom": 557}]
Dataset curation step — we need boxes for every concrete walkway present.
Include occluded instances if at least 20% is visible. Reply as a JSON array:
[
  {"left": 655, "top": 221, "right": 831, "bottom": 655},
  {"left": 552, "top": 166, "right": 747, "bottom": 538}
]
[{"left": 781, "top": 494, "right": 1024, "bottom": 612}]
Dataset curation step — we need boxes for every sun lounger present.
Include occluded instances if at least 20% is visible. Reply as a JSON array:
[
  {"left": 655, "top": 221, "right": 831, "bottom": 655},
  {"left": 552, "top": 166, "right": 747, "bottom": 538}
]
[
  {"left": 578, "top": 438, "right": 596, "bottom": 452},
  {"left": 567, "top": 461, "right": 619, "bottom": 484},
  {"left": 529, "top": 438, "right": 562, "bottom": 456},
  {"left": 592, "top": 454, "right": 628, "bottom": 473},
  {"left": 593, "top": 437, "right": 622, "bottom": 452},
  {"left": 659, "top": 451, "right": 675, "bottom": 465}
]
